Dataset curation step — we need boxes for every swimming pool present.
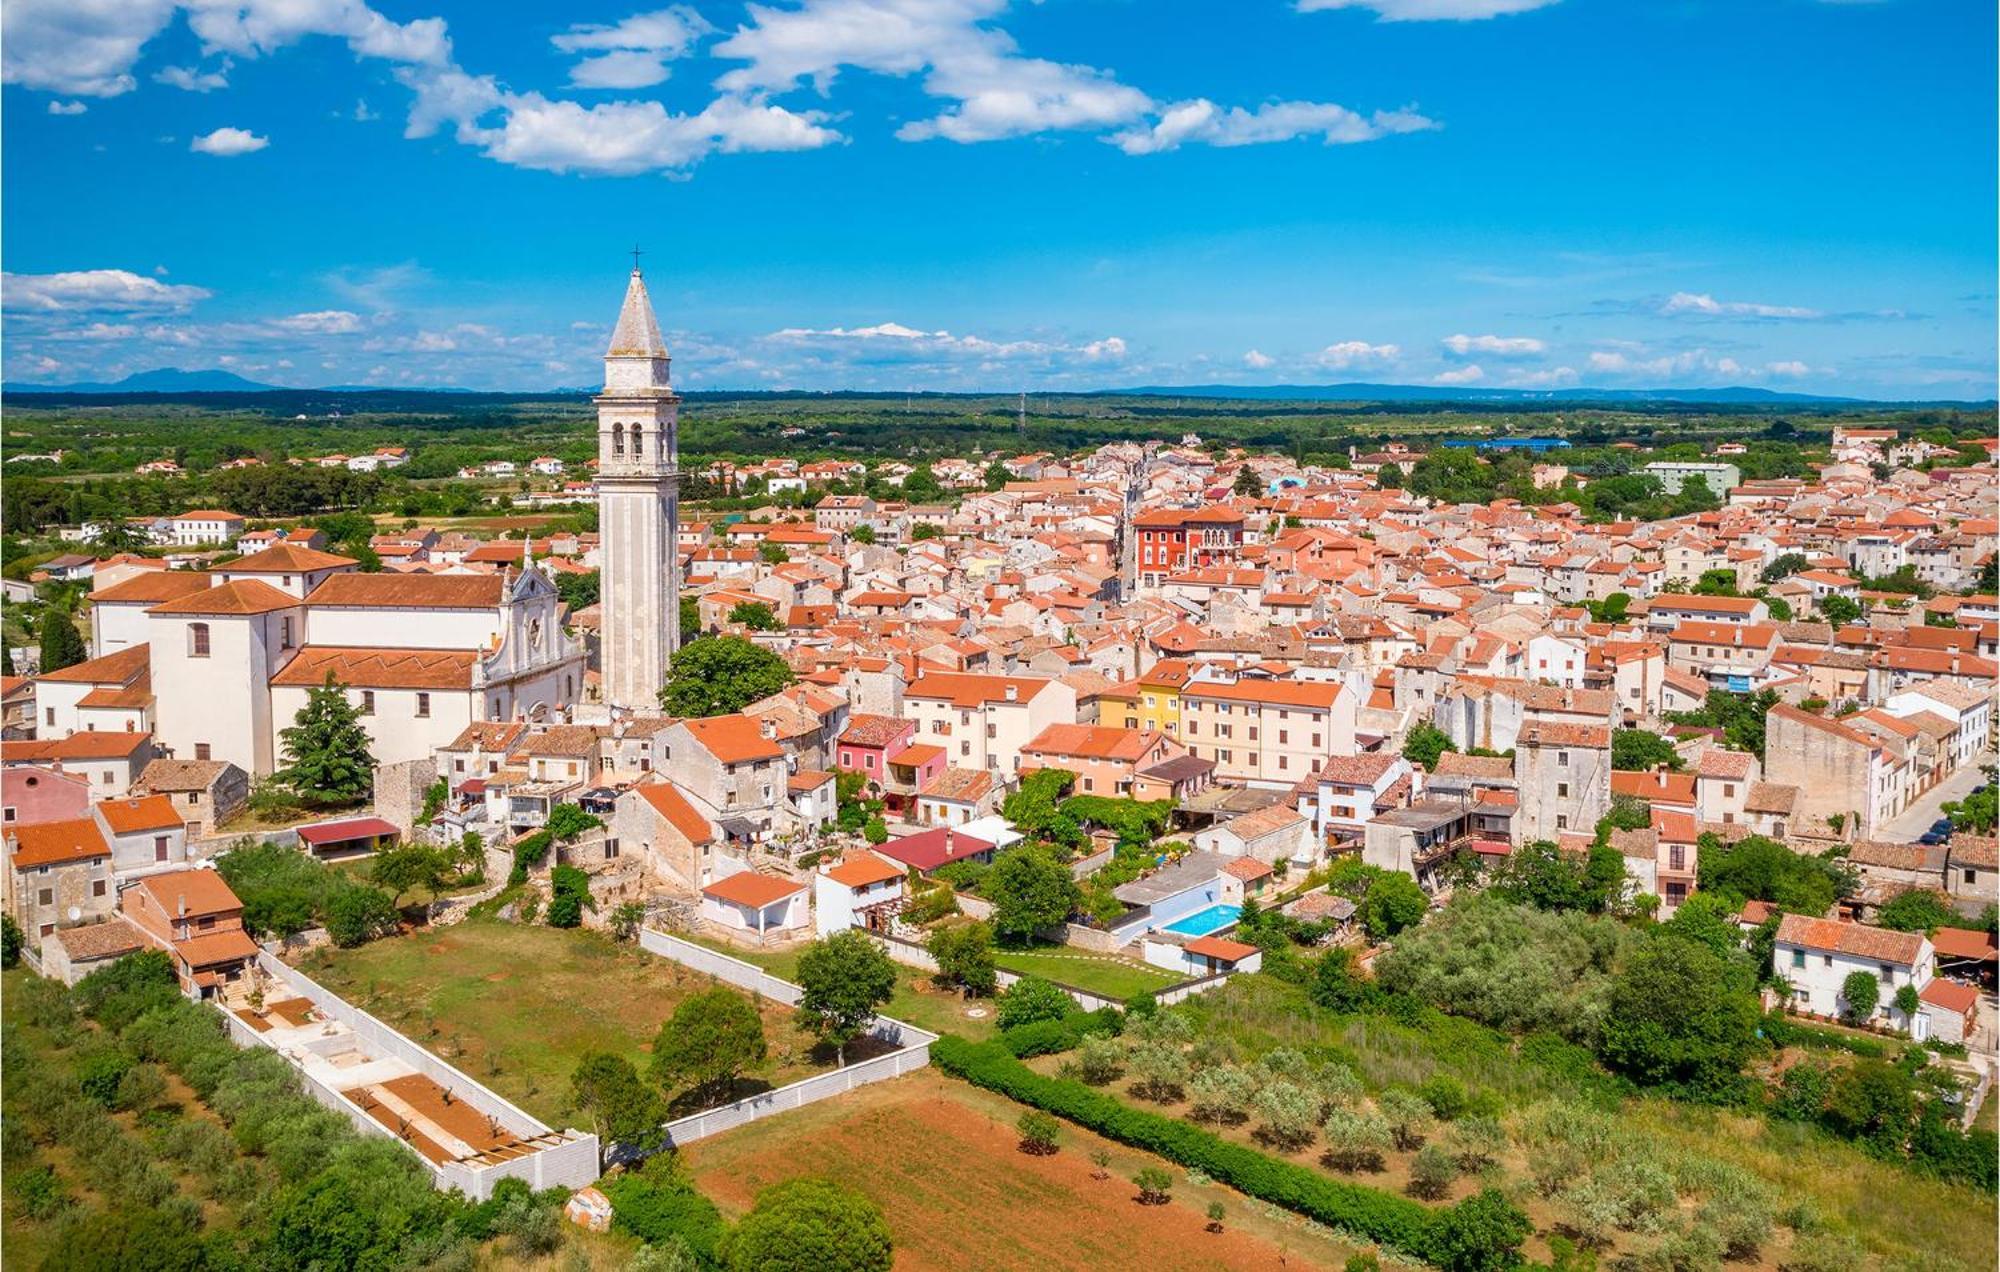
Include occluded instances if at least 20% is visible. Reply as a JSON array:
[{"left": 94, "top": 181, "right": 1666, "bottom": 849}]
[{"left": 1159, "top": 903, "right": 1241, "bottom": 938}]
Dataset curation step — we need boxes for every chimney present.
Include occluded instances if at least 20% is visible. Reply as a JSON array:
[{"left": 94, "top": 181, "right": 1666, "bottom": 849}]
[
  {"left": 1003, "top": 683, "right": 1018, "bottom": 702},
  {"left": 943, "top": 828, "right": 955, "bottom": 856},
  {"left": 759, "top": 718, "right": 777, "bottom": 740},
  {"left": 178, "top": 893, "right": 188, "bottom": 918}
]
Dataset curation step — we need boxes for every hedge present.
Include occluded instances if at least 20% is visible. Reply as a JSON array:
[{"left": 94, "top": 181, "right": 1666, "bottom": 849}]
[
  {"left": 998, "top": 1007, "right": 1124, "bottom": 1058},
  {"left": 932, "top": 1036, "right": 1444, "bottom": 1261},
  {"left": 1760, "top": 1012, "right": 1889, "bottom": 1059}
]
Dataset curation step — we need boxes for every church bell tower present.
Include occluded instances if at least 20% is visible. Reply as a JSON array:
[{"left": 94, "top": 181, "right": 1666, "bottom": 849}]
[{"left": 596, "top": 264, "right": 680, "bottom": 712}]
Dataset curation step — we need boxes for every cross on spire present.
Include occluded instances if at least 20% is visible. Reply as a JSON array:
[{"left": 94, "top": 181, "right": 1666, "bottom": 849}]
[{"left": 630, "top": 244, "right": 644, "bottom": 273}]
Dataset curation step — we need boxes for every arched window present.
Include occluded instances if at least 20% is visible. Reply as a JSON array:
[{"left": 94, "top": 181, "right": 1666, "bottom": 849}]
[
  {"left": 611, "top": 424, "right": 625, "bottom": 457},
  {"left": 188, "top": 623, "right": 210, "bottom": 658},
  {"left": 657, "top": 427, "right": 667, "bottom": 461},
  {"left": 631, "top": 426, "right": 645, "bottom": 458}
]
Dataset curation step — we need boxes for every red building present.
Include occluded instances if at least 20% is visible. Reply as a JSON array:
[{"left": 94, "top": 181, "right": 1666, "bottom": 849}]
[
  {"left": 1134, "top": 506, "right": 1247, "bottom": 587},
  {"left": 835, "top": 713, "right": 944, "bottom": 815}
]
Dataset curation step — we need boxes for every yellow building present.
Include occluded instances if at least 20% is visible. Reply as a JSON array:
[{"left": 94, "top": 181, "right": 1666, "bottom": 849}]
[{"left": 1106, "top": 658, "right": 1195, "bottom": 738}]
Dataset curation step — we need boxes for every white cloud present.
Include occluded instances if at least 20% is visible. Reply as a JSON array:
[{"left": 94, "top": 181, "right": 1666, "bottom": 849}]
[
  {"left": 47, "top": 99, "right": 87, "bottom": 114},
  {"left": 155, "top": 63, "right": 228, "bottom": 91},
  {"left": 1765, "top": 360, "right": 1812, "bottom": 378},
  {"left": 443, "top": 90, "right": 842, "bottom": 176},
  {"left": 1110, "top": 98, "right": 1436, "bottom": 154},
  {"left": 2, "top": 268, "right": 211, "bottom": 312},
  {"left": 765, "top": 320, "right": 1129, "bottom": 372},
  {"left": 1586, "top": 347, "right": 1802, "bottom": 382},
  {"left": 1433, "top": 364, "right": 1484, "bottom": 385},
  {"left": 1315, "top": 340, "right": 1400, "bottom": 370},
  {"left": 1242, "top": 349, "right": 1275, "bottom": 370},
  {"left": 554, "top": 7, "right": 711, "bottom": 89},
  {"left": 1659, "top": 291, "right": 1823, "bottom": 320},
  {"left": 1440, "top": 332, "right": 1545, "bottom": 358},
  {"left": 1080, "top": 336, "right": 1127, "bottom": 361},
  {"left": 1502, "top": 365, "right": 1578, "bottom": 388},
  {"left": 273, "top": 310, "right": 364, "bottom": 334},
  {"left": 1, "top": 0, "right": 176, "bottom": 96},
  {"left": 190, "top": 126, "right": 269, "bottom": 155},
  {"left": 353, "top": 97, "right": 378, "bottom": 121},
  {"left": 1298, "top": 0, "right": 1560, "bottom": 19}
]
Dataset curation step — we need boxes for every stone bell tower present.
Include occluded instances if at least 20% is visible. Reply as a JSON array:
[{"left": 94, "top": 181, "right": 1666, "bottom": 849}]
[{"left": 595, "top": 265, "right": 680, "bottom": 712}]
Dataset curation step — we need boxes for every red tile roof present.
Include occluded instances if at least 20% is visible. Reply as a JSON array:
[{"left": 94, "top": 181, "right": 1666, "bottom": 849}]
[
  {"left": 702, "top": 871, "right": 805, "bottom": 907},
  {"left": 9, "top": 816, "right": 111, "bottom": 868}
]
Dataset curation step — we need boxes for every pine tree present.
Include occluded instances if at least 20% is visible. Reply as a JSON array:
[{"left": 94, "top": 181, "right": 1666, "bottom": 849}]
[
  {"left": 277, "top": 674, "right": 377, "bottom": 806},
  {"left": 38, "top": 609, "right": 87, "bottom": 674}
]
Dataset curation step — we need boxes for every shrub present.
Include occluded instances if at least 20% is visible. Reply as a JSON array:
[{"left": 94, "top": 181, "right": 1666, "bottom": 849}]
[
  {"left": 1017, "top": 1109, "right": 1062, "bottom": 1155},
  {"left": 933, "top": 1036, "right": 1435, "bottom": 1257},
  {"left": 1418, "top": 1074, "right": 1470, "bottom": 1121},
  {"left": 545, "top": 865, "right": 593, "bottom": 928},
  {"left": 998, "top": 1008, "right": 1122, "bottom": 1059},
  {"left": 720, "top": 1176, "right": 892, "bottom": 1272},
  {"left": 1379, "top": 1088, "right": 1434, "bottom": 1151},
  {"left": 77, "top": 1049, "right": 135, "bottom": 1107},
  {"left": 1250, "top": 1079, "right": 1320, "bottom": 1151},
  {"left": 1427, "top": 1188, "right": 1531, "bottom": 1272},
  {"left": 1320, "top": 1107, "right": 1393, "bottom": 1174},
  {"left": 1409, "top": 1144, "right": 1459, "bottom": 1200},
  {"left": 1132, "top": 1166, "right": 1174, "bottom": 1204},
  {"left": 601, "top": 1166, "right": 726, "bottom": 1263},
  {"left": 1076, "top": 1033, "right": 1126, "bottom": 1085},
  {"left": 73, "top": 950, "right": 180, "bottom": 1032},
  {"left": 996, "top": 977, "right": 1073, "bottom": 1030},
  {"left": 926, "top": 920, "right": 997, "bottom": 997},
  {"left": 1838, "top": 970, "right": 1880, "bottom": 1026}
]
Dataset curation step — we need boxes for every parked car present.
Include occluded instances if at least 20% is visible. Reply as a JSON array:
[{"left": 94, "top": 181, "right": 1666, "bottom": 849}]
[{"left": 1919, "top": 817, "right": 1956, "bottom": 845}]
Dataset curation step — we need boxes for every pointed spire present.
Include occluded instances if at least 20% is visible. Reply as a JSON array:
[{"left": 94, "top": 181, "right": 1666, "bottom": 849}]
[{"left": 606, "top": 268, "right": 668, "bottom": 359}]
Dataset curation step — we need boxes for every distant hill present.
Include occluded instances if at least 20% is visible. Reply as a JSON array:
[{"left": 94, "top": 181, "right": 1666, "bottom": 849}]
[
  {"left": 1112, "top": 383, "right": 1873, "bottom": 406},
  {"left": 2, "top": 367, "right": 285, "bottom": 394}
]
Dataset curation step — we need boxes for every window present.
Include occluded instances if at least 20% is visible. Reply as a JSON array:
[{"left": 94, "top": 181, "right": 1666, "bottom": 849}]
[
  {"left": 189, "top": 623, "right": 210, "bottom": 657},
  {"left": 1879, "top": 964, "right": 1895, "bottom": 983},
  {"left": 1, "top": 807, "right": 10, "bottom": 823},
  {"left": 359, "top": 690, "right": 375, "bottom": 715},
  {"left": 1791, "top": 949, "right": 1806, "bottom": 969},
  {"left": 1967, "top": 868, "right": 1978, "bottom": 885},
  {"left": 280, "top": 616, "right": 295, "bottom": 649},
  {"left": 37, "top": 889, "right": 52, "bottom": 906},
  {"left": 44, "top": 707, "right": 54, "bottom": 727},
  {"left": 1557, "top": 750, "right": 1569, "bottom": 767},
  {"left": 93, "top": 880, "right": 107, "bottom": 897},
  {"left": 455, "top": 759, "right": 466, "bottom": 773},
  {"left": 186, "top": 793, "right": 199, "bottom": 806},
  {"left": 605, "top": 839, "right": 620, "bottom": 859},
  {"left": 1723, "top": 783, "right": 1735, "bottom": 797},
  {"left": 1278, "top": 730, "right": 1288, "bottom": 745},
  {"left": 1557, "top": 782, "right": 1570, "bottom": 799},
  {"left": 154, "top": 836, "right": 169, "bottom": 862},
  {"left": 416, "top": 693, "right": 431, "bottom": 718},
  {"left": 1556, "top": 814, "right": 1569, "bottom": 830}
]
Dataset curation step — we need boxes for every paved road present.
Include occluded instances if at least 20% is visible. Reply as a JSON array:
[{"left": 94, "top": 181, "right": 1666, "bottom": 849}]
[{"left": 1877, "top": 762, "right": 1987, "bottom": 842}]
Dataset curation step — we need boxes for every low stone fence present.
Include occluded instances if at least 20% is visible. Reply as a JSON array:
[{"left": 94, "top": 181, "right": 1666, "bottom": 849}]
[
  {"left": 862, "top": 928, "right": 1229, "bottom": 1014},
  {"left": 635, "top": 928, "right": 939, "bottom": 1149}
]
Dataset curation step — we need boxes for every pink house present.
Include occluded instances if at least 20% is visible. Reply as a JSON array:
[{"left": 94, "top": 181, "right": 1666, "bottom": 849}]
[
  {"left": 2, "top": 767, "right": 92, "bottom": 830},
  {"left": 836, "top": 713, "right": 946, "bottom": 815}
]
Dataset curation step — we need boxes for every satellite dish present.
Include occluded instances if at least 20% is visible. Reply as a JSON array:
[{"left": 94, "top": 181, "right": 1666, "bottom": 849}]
[{"left": 67, "top": 906, "right": 82, "bottom": 922}]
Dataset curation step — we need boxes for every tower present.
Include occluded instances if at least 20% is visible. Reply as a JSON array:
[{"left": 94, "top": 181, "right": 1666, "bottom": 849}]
[{"left": 596, "top": 265, "right": 680, "bottom": 712}]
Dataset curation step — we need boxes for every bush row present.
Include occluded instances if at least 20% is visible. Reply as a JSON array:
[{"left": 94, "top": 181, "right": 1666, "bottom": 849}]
[
  {"left": 932, "top": 1035, "right": 1470, "bottom": 1264},
  {"left": 1759, "top": 1012, "right": 1889, "bottom": 1059},
  {"left": 997, "top": 1007, "right": 1125, "bottom": 1058}
]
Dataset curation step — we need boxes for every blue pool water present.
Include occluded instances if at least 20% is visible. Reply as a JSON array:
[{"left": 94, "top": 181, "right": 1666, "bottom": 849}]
[{"left": 1160, "top": 903, "right": 1241, "bottom": 938}]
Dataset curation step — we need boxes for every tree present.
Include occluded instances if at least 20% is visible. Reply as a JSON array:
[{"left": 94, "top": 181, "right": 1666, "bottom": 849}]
[
  {"left": 610, "top": 901, "right": 647, "bottom": 941},
  {"left": 925, "top": 920, "right": 997, "bottom": 997},
  {"left": 1310, "top": 946, "right": 1372, "bottom": 1012},
  {"left": 910, "top": 523, "right": 941, "bottom": 541},
  {"left": 1758, "top": 552, "right": 1809, "bottom": 584},
  {"left": 322, "top": 883, "right": 398, "bottom": 947},
  {"left": 570, "top": 1051, "right": 666, "bottom": 1152},
  {"left": 1598, "top": 931, "right": 1759, "bottom": 1092},
  {"left": 1377, "top": 463, "right": 1404, "bottom": 488},
  {"left": 1428, "top": 1188, "right": 1532, "bottom": 1272},
  {"left": 276, "top": 673, "right": 377, "bottom": 805},
  {"left": 1697, "top": 831, "right": 1848, "bottom": 914},
  {"left": 1, "top": 914, "right": 21, "bottom": 969},
  {"left": 795, "top": 930, "right": 897, "bottom": 1064},
  {"left": 1839, "top": 969, "right": 1880, "bottom": 1025},
  {"left": 1360, "top": 871, "right": 1427, "bottom": 940},
  {"left": 1818, "top": 594, "right": 1862, "bottom": 627},
  {"left": 650, "top": 987, "right": 768, "bottom": 1104},
  {"left": 983, "top": 848, "right": 1081, "bottom": 944},
  {"left": 553, "top": 569, "right": 600, "bottom": 612},
  {"left": 1320, "top": 1107, "right": 1392, "bottom": 1172},
  {"left": 678, "top": 594, "right": 701, "bottom": 641},
  {"left": 1611, "top": 728, "right": 1682, "bottom": 772},
  {"left": 1233, "top": 465, "right": 1263, "bottom": 495},
  {"left": 661, "top": 635, "right": 796, "bottom": 717},
  {"left": 37, "top": 608, "right": 87, "bottom": 673},
  {"left": 849, "top": 523, "right": 876, "bottom": 545},
  {"left": 1016, "top": 1109, "right": 1061, "bottom": 1155},
  {"left": 1251, "top": 1079, "right": 1320, "bottom": 1150},
  {"left": 1402, "top": 721, "right": 1455, "bottom": 772},
  {"left": 545, "top": 864, "right": 594, "bottom": 928},
  {"left": 1410, "top": 1144, "right": 1459, "bottom": 1200},
  {"left": 1892, "top": 983, "right": 1921, "bottom": 1020},
  {"left": 1131, "top": 1166, "right": 1174, "bottom": 1205},
  {"left": 1205, "top": 1201, "right": 1227, "bottom": 1233},
  {"left": 1379, "top": 1087, "right": 1434, "bottom": 1151},
  {"left": 995, "top": 976, "right": 1073, "bottom": 1030},
  {"left": 722, "top": 1177, "right": 892, "bottom": 1272},
  {"left": 757, "top": 541, "right": 789, "bottom": 565},
  {"left": 368, "top": 843, "right": 451, "bottom": 907},
  {"left": 1876, "top": 888, "right": 1958, "bottom": 934},
  {"left": 728, "top": 601, "right": 782, "bottom": 631}
]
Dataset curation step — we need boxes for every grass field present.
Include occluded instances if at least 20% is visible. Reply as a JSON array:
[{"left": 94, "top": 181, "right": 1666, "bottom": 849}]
[
  {"left": 299, "top": 918, "right": 836, "bottom": 1124},
  {"left": 683, "top": 1068, "right": 1373, "bottom": 1271},
  {"left": 992, "top": 943, "right": 1184, "bottom": 1000},
  {"left": 674, "top": 931, "right": 1002, "bottom": 1042}
]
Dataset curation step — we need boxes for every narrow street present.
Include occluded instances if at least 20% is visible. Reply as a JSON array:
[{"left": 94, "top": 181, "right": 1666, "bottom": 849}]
[{"left": 1877, "top": 761, "right": 1989, "bottom": 843}]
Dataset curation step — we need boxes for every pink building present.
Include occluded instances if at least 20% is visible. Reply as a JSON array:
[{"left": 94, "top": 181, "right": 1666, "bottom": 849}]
[{"left": 2, "top": 767, "right": 92, "bottom": 830}]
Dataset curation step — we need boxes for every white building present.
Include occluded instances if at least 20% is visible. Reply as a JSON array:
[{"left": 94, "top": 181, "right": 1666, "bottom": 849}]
[{"left": 1773, "top": 914, "right": 1934, "bottom": 1037}]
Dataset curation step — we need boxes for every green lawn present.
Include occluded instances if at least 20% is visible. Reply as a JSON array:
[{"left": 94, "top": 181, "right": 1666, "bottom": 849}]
[
  {"left": 992, "top": 943, "right": 1183, "bottom": 1000},
  {"left": 672, "top": 930, "right": 998, "bottom": 1042},
  {"left": 298, "top": 918, "right": 834, "bottom": 1124}
]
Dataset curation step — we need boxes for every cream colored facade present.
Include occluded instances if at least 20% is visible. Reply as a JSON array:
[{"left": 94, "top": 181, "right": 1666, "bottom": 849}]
[{"left": 905, "top": 675, "right": 1079, "bottom": 777}]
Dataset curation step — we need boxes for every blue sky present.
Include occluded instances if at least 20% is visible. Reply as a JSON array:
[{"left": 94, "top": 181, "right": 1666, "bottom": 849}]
[{"left": 2, "top": 0, "right": 1993, "bottom": 397}]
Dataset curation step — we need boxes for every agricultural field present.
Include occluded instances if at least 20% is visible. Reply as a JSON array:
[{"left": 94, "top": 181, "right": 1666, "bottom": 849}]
[
  {"left": 683, "top": 1067, "right": 1373, "bottom": 1271},
  {"left": 1055, "top": 972, "right": 1998, "bottom": 1271},
  {"left": 298, "top": 916, "right": 835, "bottom": 1124}
]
